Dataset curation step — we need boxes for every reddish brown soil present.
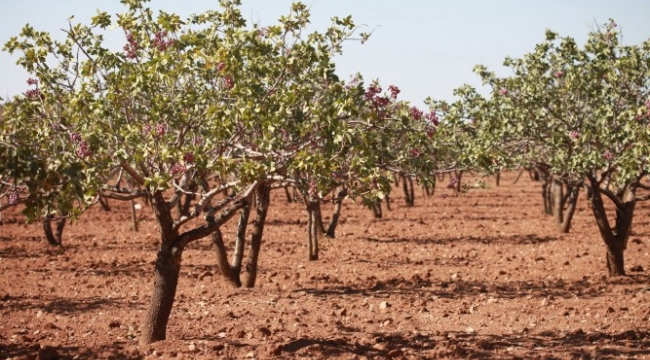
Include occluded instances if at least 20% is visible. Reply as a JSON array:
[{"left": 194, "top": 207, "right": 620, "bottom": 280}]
[{"left": 1, "top": 171, "right": 649, "bottom": 360}]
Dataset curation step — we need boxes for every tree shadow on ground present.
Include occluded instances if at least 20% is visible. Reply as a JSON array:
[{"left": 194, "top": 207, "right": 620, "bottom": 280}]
[
  {"left": 296, "top": 273, "right": 618, "bottom": 301},
  {"left": 275, "top": 328, "right": 650, "bottom": 359},
  {"left": 0, "top": 342, "right": 142, "bottom": 360},
  {"left": 0, "top": 294, "right": 130, "bottom": 314},
  {"left": 364, "top": 233, "right": 561, "bottom": 246}
]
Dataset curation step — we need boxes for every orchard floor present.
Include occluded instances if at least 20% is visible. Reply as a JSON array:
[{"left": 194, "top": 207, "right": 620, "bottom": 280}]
[{"left": 1, "top": 171, "right": 649, "bottom": 360}]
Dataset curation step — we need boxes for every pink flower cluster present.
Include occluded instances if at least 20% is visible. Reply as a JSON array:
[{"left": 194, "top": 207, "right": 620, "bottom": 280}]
[
  {"left": 222, "top": 76, "right": 234, "bottom": 90},
  {"left": 183, "top": 152, "right": 195, "bottom": 164},
  {"left": 23, "top": 89, "right": 43, "bottom": 100},
  {"left": 365, "top": 84, "right": 391, "bottom": 108},
  {"left": 7, "top": 190, "right": 19, "bottom": 205},
  {"left": 153, "top": 31, "right": 174, "bottom": 52},
  {"left": 69, "top": 131, "right": 91, "bottom": 159},
  {"left": 155, "top": 122, "right": 167, "bottom": 137},
  {"left": 603, "top": 150, "right": 614, "bottom": 161},
  {"left": 410, "top": 107, "right": 424, "bottom": 121},
  {"left": 124, "top": 32, "right": 139, "bottom": 60},
  {"left": 388, "top": 85, "right": 400, "bottom": 99},
  {"left": 170, "top": 163, "right": 187, "bottom": 176}
]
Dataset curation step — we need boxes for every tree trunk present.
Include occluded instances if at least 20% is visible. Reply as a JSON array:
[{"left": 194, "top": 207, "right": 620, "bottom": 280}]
[
  {"left": 559, "top": 185, "right": 580, "bottom": 233},
  {"left": 585, "top": 178, "right": 636, "bottom": 277},
  {"left": 542, "top": 177, "right": 553, "bottom": 215},
  {"left": 99, "top": 196, "right": 111, "bottom": 211},
  {"left": 454, "top": 171, "right": 463, "bottom": 193},
  {"left": 140, "top": 191, "right": 247, "bottom": 345},
  {"left": 326, "top": 187, "right": 347, "bottom": 238},
  {"left": 371, "top": 199, "right": 382, "bottom": 219},
  {"left": 402, "top": 175, "right": 413, "bottom": 206},
  {"left": 552, "top": 179, "right": 564, "bottom": 226},
  {"left": 244, "top": 184, "right": 270, "bottom": 287},
  {"left": 140, "top": 244, "right": 182, "bottom": 344},
  {"left": 606, "top": 243, "right": 626, "bottom": 277},
  {"left": 314, "top": 199, "right": 326, "bottom": 235},
  {"left": 43, "top": 215, "right": 66, "bottom": 247},
  {"left": 131, "top": 199, "right": 139, "bottom": 232},
  {"left": 284, "top": 185, "right": 293, "bottom": 203},
  {"left": 211, "top": 229, "right": 241, "bottom": 287},
  {"left": 495, "top": 172, "right": 501, "bottom": 187},
  {"left": 307, "top": 199, "right": 320, "bottom": 260},
  {"left": 231, "top": 203, "right": 251, "bottom": 279},
  {"left": 140, "top": 193, "right": 181, "bottom": 345}
]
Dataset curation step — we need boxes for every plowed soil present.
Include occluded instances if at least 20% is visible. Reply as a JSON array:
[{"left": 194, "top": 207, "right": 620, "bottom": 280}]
[{"left": 1, "top": 171, "right": 649, "bottom": 359}]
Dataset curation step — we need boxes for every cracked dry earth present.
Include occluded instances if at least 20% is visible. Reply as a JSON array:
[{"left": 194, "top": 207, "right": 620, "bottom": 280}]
[{"left": 1, "top": 171, "right": 649, "bottom": 360}]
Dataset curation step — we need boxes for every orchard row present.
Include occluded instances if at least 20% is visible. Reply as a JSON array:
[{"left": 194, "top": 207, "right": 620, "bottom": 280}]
[{"left": 1, "top": 0, "right": 648, "bottom": 344}]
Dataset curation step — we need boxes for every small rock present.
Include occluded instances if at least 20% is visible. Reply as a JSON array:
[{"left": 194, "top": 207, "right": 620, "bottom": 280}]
[
  {"left": 246, "top": 351, "right": 256, "bottom": 358},
  {"left": 108, "top": 320, "right": 121, "bottom": 328},
  {"left": 188, "top": 343, "right": 198, "bottom": 352},
  {"left": 257, "top": 327, "right": 272, "bottom": 337},
  {"left": 379, "top": 301, "right": 390, "bottom": 310},
  {"left": 541, "top": 298, "right": 549, "bottom": 306},
  {"left": 630, "top": 265, "right": 644, "bottom": 272}
]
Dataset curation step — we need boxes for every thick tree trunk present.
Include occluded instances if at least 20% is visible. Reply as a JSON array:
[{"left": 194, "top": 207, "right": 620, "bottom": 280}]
[
  {"left": 140, "top": 190, "right": 248, "bottom": 345},
  {"left": 212, "top": 229, "right": 241, "bottom": 287},
  {"left": 585, "top": 178, "right": 636, "bottom": 277},
  {"left": 140, "top": 244, "right": 182, "bottom": 344},
  {"left": 244, "top": 184, "right": 270, "bottom": 287},
  {"left": 606, "top": 243, "right": 626, "bottom": 277},
  {"left": 140, "top": 193, "right": 180, "bottom": 345}
]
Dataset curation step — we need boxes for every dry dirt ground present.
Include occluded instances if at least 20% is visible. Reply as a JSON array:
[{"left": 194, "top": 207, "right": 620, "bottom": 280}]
[{"left": 1, "top": 171, "right": 649, "bottom": 360}]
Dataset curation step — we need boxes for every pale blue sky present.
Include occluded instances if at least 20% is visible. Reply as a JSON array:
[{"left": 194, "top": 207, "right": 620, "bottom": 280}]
[{"left": 1, "top": 1, "right": 649, "bottom": 107}]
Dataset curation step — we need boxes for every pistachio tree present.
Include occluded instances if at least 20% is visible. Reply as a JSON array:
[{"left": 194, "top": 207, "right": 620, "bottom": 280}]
[
  {"left": 3, "top": 0, "right": 392, "bottom": 344},
  {"left": 447, "top": 21, "right": 650, "bottom": 276}
]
